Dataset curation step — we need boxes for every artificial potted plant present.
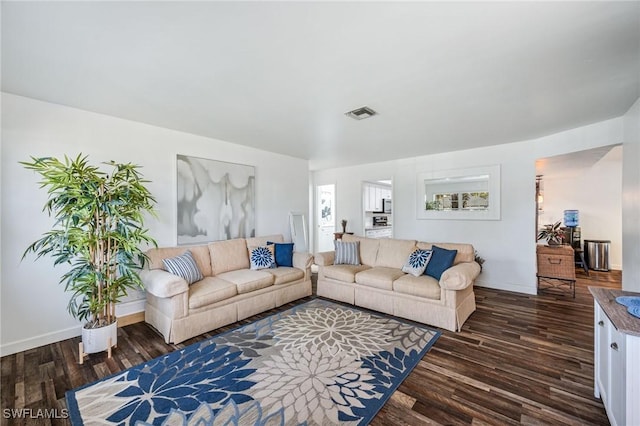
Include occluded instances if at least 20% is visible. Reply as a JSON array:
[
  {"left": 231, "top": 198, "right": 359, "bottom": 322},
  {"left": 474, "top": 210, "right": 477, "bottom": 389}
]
[
  {"left": 22, "top": 154, "right": 157, "bottom": 362},
  {"left": 537, "top": 220, "right": 565, "bottom": 246}
]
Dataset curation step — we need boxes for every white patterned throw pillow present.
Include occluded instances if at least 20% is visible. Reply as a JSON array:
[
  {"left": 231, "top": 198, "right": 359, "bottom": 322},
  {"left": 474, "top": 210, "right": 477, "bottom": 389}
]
[
  {"left": 249, "top": 245, "right": 276, "bottom": 270},
  {"left": 162, "top": 250, "right": 204, "bottom": 284},
  {"left": 402, "top": 249, "right": 433, "bottom": 277},
  {"left": 334, "top": 240, "right": 361, "bottom": 265}
]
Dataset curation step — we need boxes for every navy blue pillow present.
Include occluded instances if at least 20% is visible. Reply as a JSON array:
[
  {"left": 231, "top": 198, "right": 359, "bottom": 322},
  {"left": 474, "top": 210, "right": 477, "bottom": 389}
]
[
  {"left": 267, "top": 241, "right": 294, "bottom": 267},
  {"left": 424, "top": 245, "right": 457, "bottom": 280}
]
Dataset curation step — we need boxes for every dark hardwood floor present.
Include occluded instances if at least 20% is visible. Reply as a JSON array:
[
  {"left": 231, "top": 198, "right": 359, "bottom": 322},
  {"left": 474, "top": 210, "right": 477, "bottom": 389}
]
[{"left": 1, "top": 268, "right": 620, "bottom": 425}]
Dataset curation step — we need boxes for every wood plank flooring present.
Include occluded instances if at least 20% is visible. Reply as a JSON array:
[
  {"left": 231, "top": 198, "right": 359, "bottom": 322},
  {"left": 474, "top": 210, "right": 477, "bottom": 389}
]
[{"left": 1, "top": 269, "right": 620, "bottom": 425}]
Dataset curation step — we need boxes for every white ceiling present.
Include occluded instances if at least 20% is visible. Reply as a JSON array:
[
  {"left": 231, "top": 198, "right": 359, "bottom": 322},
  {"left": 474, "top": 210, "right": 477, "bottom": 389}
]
[{"left": 2, "top": 2, "right": 639, "bottom": 170}]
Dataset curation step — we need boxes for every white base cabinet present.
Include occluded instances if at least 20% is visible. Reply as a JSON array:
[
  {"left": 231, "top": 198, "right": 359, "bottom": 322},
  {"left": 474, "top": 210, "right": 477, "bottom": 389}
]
[
  {"left": 365, "top": 228, "right": 392, "bottom": 239},
  {"left": 593, "top": 300, "right": 640, "bottom": 426}
]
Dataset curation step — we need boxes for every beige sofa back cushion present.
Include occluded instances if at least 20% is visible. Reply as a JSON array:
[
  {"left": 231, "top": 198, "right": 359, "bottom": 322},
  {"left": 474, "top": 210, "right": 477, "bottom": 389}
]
[
  {"left": 246, "top": 234, "right": 284, "bottom": 247},
  {"left": 416, "top": 242, "right": 475, "bottom": 265},
  {"left": 375, "top": 238, "right": 417, "bottom": 268},
  {"left": 342, "top": 234, "right": 380, "bottom": 266},
  {"left": 146, "top": 245, "right": 212, "bottom": 277},
  {"left": 209, "top": 238, "right": 250, "bottom": 275}
]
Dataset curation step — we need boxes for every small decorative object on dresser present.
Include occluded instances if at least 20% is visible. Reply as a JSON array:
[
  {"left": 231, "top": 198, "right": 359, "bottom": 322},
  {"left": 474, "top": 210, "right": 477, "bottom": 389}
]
[{"left": 537, "top": 220, "right": 565, "bottom": 245}]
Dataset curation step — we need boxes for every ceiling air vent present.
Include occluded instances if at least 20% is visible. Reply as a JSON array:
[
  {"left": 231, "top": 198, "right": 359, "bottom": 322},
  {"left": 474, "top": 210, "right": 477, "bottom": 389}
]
[{"left": 345, "top": 106, "right": 377, "bottom": 120}]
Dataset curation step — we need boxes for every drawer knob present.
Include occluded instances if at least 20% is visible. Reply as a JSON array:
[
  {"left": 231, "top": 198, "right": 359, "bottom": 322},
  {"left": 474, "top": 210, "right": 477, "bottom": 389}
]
[
  {"left": 598, "top": 320, "right": 604, "bottom": 326},
  {"left": 610, "top": 342, "right": 618, "bottom": 351}
]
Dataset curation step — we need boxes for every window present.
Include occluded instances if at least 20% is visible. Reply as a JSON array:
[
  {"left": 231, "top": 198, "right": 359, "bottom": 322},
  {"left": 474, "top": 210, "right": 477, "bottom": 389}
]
[{"left": 417, "top": 165, "right": 500, "bottom": 220}]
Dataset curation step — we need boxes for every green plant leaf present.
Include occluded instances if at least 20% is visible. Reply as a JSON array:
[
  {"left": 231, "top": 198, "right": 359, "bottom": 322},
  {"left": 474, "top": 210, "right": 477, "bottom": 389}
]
[{"left": 21, "top": 154, "right": 157, "bottom": 325}]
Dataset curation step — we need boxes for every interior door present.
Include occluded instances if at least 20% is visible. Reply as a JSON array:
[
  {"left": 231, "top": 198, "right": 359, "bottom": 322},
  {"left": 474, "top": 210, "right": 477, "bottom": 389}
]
[{"left": 316, "top": 184, "right": 335, "bottom": 253}]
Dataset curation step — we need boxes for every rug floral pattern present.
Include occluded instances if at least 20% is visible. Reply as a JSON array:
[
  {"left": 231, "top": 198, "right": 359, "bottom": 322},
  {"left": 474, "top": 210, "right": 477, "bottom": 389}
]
[{"left": 66, "top": 299, "right": 440, "bottom": 425}]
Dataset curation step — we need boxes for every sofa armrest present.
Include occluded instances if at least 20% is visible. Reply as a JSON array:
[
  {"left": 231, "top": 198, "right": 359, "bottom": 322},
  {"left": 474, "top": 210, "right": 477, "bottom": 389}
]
[
  {"left": 293, "top": 251, "right": 314, "bottom": 270},
  {"left": 140, "top": 269, "right": 189, "bottom": 298},
  {"left": 314, "top": 251, "right": 335, "bottom": 266},
  {"left": 439, "top": 262, "right": 481, "bottom": 290}
]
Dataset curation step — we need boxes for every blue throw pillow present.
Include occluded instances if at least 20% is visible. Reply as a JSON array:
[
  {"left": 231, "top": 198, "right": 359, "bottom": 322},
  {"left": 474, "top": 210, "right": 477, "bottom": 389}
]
[
  {"left": 424, "top": 245, "right": 457, "bottom": 280},
  {"left": 267, "top": 241, "right": 294, "bottom": 267}
]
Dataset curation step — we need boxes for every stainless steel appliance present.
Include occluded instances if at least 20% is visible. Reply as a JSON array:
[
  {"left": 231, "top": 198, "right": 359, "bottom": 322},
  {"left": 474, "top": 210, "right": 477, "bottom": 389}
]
[
  {"left": 382, "top": 198, "right": 392, "bottom": 213},
  {"left": 584, "top": 239, "right": 611, "bottom": 272},
  {"left": 372, "top": 216, "right": 388, "bottom": 226}
]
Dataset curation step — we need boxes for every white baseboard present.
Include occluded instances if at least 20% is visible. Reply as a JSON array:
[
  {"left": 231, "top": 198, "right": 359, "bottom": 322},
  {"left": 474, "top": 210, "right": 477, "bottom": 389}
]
[
  {"left": 474, "top": 278, "right": 537, "bottom": 295},
  {"left": 0, "top": 299, "right": 146, "bottom": 357},
  {"left": 115, "top": 299, "right": 146, "bottom": 317},
  {"left": 0, "top": 325, "right": 81, "bottom": 357}
]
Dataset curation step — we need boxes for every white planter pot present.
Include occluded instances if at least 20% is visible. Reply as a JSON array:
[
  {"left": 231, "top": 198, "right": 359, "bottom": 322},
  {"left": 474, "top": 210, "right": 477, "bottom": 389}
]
[{"left": 81, "top": 320, "right": 117, "bottom": 354}]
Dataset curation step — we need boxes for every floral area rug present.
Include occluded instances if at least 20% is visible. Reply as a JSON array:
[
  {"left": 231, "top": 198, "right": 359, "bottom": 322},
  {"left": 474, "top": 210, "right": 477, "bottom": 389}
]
[{"left": 66, "top": 298, "right": 440, "bottom": 425}]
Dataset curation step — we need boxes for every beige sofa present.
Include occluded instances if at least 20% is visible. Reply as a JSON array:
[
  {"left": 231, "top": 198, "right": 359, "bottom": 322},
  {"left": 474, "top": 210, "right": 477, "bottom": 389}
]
[
  {"left": 140, "top": 235, "right": 313, "bottom": 344},
  {"left": 315, "top": 234, "right": 480, "bottom": 332}
]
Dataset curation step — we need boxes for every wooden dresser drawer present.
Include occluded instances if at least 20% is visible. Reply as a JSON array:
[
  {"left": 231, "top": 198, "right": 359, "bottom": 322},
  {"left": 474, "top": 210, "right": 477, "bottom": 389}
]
[{"left": 536, "top": 245, "right": 575, "bottom": 280}]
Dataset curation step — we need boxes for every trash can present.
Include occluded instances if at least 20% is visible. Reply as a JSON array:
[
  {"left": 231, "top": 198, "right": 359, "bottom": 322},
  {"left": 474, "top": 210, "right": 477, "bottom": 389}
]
[{"left": 584, "top": 240, "right": 611, "bottom": 272}]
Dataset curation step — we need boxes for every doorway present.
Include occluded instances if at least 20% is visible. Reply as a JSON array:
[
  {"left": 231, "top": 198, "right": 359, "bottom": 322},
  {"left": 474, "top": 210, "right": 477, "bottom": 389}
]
[
  {"left": 535, "top": 144, "right": 622, "bottom": 271},
  {"left": 362, "top": 179, "right": 393, "bottom": 239},
  {"left": 316, "top": 184, "right": 335, "bottom": 253}
]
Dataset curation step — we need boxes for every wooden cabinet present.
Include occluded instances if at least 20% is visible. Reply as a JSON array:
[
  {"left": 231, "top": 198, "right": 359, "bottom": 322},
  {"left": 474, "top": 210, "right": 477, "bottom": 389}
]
[
  {"left": 363, "top": 182, "right": 391, "bottom": 212},
  {"left": 591, "top": 288, "right": 640, "bottom": 426},
  {"left": 594, "top": 304, "right": 610, "bottom": 402},
  {"left": 381, "top": 187, "right": 391, "bottom": 201},
  {"left": 365, "top": 228, "right": 392, "bottom": 239}
]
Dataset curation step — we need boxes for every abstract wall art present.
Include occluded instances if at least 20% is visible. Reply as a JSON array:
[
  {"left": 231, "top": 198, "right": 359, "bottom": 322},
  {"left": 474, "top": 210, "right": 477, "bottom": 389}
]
[{"left": 177, "top": 155, "right": 255, "bottom": 244}]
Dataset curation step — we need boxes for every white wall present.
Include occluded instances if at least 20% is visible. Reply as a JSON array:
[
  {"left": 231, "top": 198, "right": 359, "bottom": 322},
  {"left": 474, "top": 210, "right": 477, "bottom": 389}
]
[
  {"left": 538, "top": 146, "right": 623, "bottom": 269},
  {"left": 1, "top": 93, "right": 309, "bottom": 355},
  {"left": 313, "top": 118, "right": 624, "bottom": 294},
  {"left": 622, "top": 98, "right": 640, "bottom": 292}
]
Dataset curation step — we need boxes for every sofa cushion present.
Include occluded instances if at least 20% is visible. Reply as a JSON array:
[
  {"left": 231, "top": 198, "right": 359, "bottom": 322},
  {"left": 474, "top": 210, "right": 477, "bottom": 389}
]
[
  {"left": 247, "top": 234, "right": 284, "bottom": 247},
  {"left": 425, "top": 245, "right": 458, "bottom": 280},
  {"left": 417, "top": 242, "right": 475, "bottom": 265},
  {"left": 266, "top": 267, "right": 304, "bottom": 285},
  {"left": 267, "top": 241, "right": 294, "bottom": 267},
  {"left": 393, "top": 274, "right": 441, "bottom": 300},
  {"left": 401, "top": 249, "right": 433, "bottom": 277},
  {"left": 162, "top": 250, "right": 204, "bottom": 285},
  {"left": 440, "top": 262, "right": 481, "bottom": 290},
  {"left": 334, "top": 240, "right": 361, "bottom": 265},
  {"left": 355, "top": 267, "right": 406, "bottom": 291},
  {"left": 324, "top": 264, "right": 370, "bottom": 283},
  {"left": 147, "top": 245, "right": 212, "bottom": 277},
  {"left": 342, "top": 234, "right": 379, "bottom": 266},
  {"left": 189, "top": 277, "right": 238, "bottom": 309},
  {"left": 248, "top": 245, "right": 276, "bottom": 270},
  {"left": 209, "top": 238, "right": 251, "bottom": 275},
  {"left": 375, "top": 238, "right": 417, "bottom": 269},
  {"left": 217, "top": 269, "right": 274, "bottom": 294},
  {"left": 140, "top": 269, "right": 189, "bottom": 298}
]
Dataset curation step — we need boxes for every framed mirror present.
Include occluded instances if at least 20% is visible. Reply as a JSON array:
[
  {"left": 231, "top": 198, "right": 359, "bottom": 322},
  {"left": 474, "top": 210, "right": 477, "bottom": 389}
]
[
  {"left": 289, "top": 212, "right": 308, "bottom": 252},
  {"left": 417, "top": 165, "right": 501, "bottom": 220}
]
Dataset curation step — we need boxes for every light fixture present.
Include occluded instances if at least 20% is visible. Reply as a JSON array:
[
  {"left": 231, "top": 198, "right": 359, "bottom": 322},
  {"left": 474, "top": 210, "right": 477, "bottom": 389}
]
[
  {"left": 536, "top": 175, "right": 544, "bottom": 210},
  {"left": 345, "top": 106, "right": 377, "bottom": 120}
]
